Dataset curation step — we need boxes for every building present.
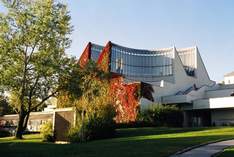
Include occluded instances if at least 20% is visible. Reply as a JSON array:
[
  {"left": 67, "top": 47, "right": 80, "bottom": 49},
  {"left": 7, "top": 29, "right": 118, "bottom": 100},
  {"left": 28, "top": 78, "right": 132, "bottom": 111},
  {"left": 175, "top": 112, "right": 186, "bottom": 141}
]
[
  {"left": 79, "top": 41, "right": 234, "bottom": 127},
  {"left": 0, "top": 107, "right": 75, "bottom": 141},
  {"left": 1, "top": 41, "right": 234, "bottom": 131},
  {"left": 224, "top": 71, "right": 234, "bottom": 84}
]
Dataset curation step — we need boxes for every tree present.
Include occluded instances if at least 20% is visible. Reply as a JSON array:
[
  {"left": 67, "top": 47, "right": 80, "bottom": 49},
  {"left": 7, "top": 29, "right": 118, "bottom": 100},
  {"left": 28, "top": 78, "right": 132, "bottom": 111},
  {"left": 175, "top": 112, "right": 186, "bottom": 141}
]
[
  {"left": 0, "top": 94, "right": 15, "bottom": 115},
  {"left": 61, "top": 61, "right": 115, "bottom": 142},
  {"left": 0, "top": 0, "right": 73, "bottom": 139},
  {"left": 8, "top": 90, "right": 46, "bottom": 113}
]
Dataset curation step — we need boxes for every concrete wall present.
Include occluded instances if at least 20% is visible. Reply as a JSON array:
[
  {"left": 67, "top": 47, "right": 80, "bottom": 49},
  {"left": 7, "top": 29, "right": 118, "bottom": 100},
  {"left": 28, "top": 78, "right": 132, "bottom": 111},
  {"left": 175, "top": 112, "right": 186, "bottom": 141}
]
[
  {"left": 140, "top": 47, "right": 214, "bottom": 109},
  {"left": 224, "top": 76, "right": 234, "bottom": 84},
  {"left": 53, "top": 109, "right": 75, "bottom": 141},
  {"left": 205, "top": 89, "right": 234, "bottom": 98},
  {"left": 193, "top": 97, "right": 234, "bottom": 110}
]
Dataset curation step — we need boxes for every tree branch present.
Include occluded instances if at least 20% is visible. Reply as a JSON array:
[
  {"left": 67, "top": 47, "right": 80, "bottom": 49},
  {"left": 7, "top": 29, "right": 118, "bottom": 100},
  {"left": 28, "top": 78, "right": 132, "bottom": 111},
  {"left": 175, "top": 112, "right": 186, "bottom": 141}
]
[
  {"left": 29, "top": 75, "right": 40, "bottom": 96},
  {"left": 27, "top": 39, "right": 39, "bottom": 63},
  {"left": 28, "top": 89, "right": 58, "bottom": 113}
]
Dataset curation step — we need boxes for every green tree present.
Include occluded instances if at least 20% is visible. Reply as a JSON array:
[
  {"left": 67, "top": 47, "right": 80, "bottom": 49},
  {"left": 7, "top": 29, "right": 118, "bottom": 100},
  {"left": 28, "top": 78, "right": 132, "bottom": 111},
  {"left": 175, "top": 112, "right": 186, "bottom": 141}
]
[
  {"left": 0, "top": 0, "right": 73, "bottom": 139},
  {"left": 0, "top": 94, "right": 15, "bottom": 115},
  {"left": 8, "top": 90, "right": 46, "bottom": 113},
  {"left": 61, "top": 62, "right": 115, "bottom": 142}
]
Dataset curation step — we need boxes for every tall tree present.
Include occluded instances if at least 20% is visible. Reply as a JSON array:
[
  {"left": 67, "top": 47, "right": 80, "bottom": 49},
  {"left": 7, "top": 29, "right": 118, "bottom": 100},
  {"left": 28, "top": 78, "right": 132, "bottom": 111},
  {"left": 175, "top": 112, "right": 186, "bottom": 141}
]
[
  {"left": 0, "top": 94, "right": 15, "bottom": 115},
  {"left": 0, "top": 0, "right": 74, "bottom": 139},
  {"left": 60, "top": 61, "right": 115, "bottom": 142}
]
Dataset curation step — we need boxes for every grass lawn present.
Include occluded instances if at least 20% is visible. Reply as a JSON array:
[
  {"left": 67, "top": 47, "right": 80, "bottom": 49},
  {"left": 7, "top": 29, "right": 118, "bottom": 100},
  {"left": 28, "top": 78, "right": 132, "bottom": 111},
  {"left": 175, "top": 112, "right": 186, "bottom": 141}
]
[
  {"left": 217, "top": 146, "right": 234, "bottom": 157},
  {"left": 1, "top": 127, "right": 234, "bottom": 157}
]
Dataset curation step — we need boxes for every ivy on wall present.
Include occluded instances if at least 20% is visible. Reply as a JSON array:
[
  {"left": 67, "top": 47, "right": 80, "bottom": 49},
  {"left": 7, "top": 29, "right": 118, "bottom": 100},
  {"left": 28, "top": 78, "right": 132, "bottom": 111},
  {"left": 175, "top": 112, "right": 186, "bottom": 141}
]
[
  {"left": 110, "top": 75, "right": 141, "bottom": 123},
  {"left": 78, "top": 42, "right": 91, "bottom": 68},
  {"left": 77, "top": 42, "right": 154, "bottom": 123},
  {"left": 97, "top": 41, "right": 111, "bottom": 72}
]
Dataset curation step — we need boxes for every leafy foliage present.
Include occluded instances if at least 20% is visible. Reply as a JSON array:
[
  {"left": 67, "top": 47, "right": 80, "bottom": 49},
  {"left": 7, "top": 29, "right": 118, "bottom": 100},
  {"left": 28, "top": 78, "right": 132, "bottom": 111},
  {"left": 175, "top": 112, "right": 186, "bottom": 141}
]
[
  {"left": 67, "top": 105, "right": 115, "bottom": 142},
  {"left": 0, "top": 0, "right": 74, "bottom": 139},
  {"left": 40, "top": 121, "right": 54, "bottom": 142},
  {"left": 61, "top": 61, "right": 116, "bottom": 142},
  {"left": 0, "top": 95, "right": 15, "bottom": 115},
  {"left": 0, "top": 130, "right": 11, "bottom": 137},
  {"left": 110, "top": 76, "right": 141, "bottom": 123},
  {"left": 138, "top": 104, "right": 183, "bottom": 127}
]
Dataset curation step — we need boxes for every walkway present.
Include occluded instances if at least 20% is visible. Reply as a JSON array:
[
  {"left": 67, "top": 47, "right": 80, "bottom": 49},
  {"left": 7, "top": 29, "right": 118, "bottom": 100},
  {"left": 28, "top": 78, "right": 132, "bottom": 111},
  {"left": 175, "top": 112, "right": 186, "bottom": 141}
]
[{"left": 171, "top": 139, "right": 234, "bottom": 157}]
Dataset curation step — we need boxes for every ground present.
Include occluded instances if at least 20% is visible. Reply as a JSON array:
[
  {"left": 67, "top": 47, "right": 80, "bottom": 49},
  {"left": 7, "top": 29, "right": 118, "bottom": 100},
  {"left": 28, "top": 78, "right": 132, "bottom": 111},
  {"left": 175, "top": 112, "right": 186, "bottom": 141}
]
[{"left": 1, "top": 127, "right": 234, "bottom": 157}]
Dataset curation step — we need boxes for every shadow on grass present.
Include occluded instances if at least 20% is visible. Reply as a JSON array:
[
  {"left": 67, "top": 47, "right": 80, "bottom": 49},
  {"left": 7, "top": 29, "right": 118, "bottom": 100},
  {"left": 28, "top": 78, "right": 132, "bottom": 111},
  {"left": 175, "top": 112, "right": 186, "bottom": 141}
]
[{"left": 1, "top": 133, "right": 234, "bottom": 157}]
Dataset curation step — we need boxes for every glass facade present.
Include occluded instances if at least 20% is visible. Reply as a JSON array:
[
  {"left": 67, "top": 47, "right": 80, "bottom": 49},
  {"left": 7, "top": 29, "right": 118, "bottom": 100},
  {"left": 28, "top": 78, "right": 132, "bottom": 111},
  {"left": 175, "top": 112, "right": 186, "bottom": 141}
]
[
  {"left": 110, "top": 44, "right": 173, "bottom": 82},
  {"left": 90, "top": 44, "right": 103, "bottom": 61},
  {"left": 88, "top": 43, "right": 198, "bottom": 81},
  {"left": 89, "top": 43, "right": 175, "bottom": 82}
]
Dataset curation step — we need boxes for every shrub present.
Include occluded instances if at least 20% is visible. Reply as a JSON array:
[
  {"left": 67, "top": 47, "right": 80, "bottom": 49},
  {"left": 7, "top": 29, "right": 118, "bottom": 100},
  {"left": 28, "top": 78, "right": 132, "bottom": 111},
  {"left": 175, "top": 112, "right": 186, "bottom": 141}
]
[
  {"left": 40, "top": 121, "right": 54, "bottom": 142},
  {"left": 67, "top": 105, "right": 116, "bottom": 143},
  {"left": 66, "top": 124, "right": 82, "bottom": 143},
  {"left": 138, "top": 104, "right": 183, "bottom": 127},
  {"left": 61, "top": 62, "right": 116, "bottom": 142},
  {"left": 85, "top": 114, "right": 115, "bottom": 140},
  {"left": 0, "top": 130, "right": 11, "bottom": 137}
]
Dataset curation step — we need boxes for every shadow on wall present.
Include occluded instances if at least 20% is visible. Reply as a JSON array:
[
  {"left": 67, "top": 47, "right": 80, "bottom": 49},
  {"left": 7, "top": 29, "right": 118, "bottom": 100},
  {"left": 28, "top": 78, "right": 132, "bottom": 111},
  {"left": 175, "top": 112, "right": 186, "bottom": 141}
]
[{"left": 54, "top": 110, "right": 75, "bottom": 141}]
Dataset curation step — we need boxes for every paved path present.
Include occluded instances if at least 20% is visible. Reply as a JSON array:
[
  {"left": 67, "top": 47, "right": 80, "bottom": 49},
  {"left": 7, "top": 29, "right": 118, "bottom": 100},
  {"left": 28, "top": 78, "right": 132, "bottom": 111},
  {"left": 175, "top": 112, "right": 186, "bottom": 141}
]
[{"left": 171, "top": 139, "right": 234, "bottom": 157}]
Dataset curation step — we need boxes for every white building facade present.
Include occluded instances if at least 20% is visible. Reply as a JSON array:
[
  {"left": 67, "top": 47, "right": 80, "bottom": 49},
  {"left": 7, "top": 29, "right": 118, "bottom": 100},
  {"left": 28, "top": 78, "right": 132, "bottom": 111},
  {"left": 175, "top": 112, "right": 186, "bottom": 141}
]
[{"left": 224, "top": 72, "right": 234, "bottom": 84}]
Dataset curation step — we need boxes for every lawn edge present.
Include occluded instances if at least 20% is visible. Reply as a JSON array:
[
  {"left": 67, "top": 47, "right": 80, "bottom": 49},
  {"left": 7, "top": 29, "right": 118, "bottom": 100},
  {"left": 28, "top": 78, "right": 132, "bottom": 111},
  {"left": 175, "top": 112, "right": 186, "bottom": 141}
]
[
  {"left": 211, "top": 145, "right": 234, "bottom": 157},
  {"left": 170, "top": 138, "right": 234, "bottom": 156},
  {"left": 211, "top": 149, "right": 225, "bottom": 157}
]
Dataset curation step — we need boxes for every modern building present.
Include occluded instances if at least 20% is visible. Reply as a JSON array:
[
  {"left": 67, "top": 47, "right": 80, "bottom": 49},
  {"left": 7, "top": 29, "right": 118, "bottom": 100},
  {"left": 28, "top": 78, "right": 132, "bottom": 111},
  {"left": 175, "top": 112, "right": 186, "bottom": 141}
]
[
  {"left": 1, "top": 41, "right": 234, "bottom": 130},
  {"left": 80, "top": 41, "right": 234, "bottom": 127}
]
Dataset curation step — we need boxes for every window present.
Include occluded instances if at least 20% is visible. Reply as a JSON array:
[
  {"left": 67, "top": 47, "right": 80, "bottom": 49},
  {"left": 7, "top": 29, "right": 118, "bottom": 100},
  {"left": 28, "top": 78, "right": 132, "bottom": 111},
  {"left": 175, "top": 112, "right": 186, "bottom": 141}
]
[
  {"left": 110, "top": 45, "right": 173, "bottom": 82},
  {"left": 116, "top": 58, "right": 123, "bottom": 73}
]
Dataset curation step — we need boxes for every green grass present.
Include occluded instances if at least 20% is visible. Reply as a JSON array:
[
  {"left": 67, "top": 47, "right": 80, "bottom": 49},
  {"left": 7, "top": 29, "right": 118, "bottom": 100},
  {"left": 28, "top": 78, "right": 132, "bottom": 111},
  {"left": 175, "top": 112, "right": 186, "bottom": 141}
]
[
  {"left": 217, "top": 146, "right": 234, "bottom": 157},
  {"left": 1, "top": 127, "right": 234, "bottom": 157}
]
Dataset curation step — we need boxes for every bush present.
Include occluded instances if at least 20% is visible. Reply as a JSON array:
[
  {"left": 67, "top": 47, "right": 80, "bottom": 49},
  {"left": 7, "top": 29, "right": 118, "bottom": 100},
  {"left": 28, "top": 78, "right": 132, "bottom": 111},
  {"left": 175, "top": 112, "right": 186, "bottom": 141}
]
[
  {"left": 66, "top": 124, "right": 82, "bottom": 143},
  {"left": 61, "top": 63, "right": 116, "bottom": 142},
  {"left": 85, "top": 115, "right": 115, "bottom": 140},
  {"left": 138, "top": 104, "right": 183, "bottom": 127},
  {"left": 40, "top": 121, "right": 54, "bottom": 142},
  {"left": 67, "top": 105, "right": 116, "bottom": 143},
  {"left": 0, "top": 130, "right": 11, "bottom": 137}
]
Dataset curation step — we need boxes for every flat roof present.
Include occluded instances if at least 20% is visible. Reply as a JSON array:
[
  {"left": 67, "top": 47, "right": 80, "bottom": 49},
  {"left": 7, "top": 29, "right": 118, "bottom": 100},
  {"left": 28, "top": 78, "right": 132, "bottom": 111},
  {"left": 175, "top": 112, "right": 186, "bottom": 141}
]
[{"left": 225, "top": 71, "right": 234, "bottom": 77}]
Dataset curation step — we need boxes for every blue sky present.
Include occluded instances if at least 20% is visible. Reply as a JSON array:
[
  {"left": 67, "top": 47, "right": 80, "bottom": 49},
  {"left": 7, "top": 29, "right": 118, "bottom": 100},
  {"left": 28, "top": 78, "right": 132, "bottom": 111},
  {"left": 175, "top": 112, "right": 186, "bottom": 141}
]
[{"left": 1, "top": 0, "right": 234, "bottom": 81}]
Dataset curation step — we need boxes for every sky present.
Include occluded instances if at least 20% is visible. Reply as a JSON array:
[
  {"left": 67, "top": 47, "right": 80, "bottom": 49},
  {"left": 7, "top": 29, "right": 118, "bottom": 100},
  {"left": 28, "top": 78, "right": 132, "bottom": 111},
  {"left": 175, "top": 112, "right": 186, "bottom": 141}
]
[{"left": 1, "top": 0, "right": 234, "bottom": 82}]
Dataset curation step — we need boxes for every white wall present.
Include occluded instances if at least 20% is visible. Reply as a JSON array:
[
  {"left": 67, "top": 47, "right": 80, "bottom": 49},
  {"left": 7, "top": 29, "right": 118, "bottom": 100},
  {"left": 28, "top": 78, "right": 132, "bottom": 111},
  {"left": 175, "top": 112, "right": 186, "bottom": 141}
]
[
  {"left": 193, "top": 97, "right": 234, "bottom": 109},
  {"left": 140, "top": 47, "right": 214, "bottom": 109},
  {"left": 224, "top": 76, "right": 234, "bottom": 84}
]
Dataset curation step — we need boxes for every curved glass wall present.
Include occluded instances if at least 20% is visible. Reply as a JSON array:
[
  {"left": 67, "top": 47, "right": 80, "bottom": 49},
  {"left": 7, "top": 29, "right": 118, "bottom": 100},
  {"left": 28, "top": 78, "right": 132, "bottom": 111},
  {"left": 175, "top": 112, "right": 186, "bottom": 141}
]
[
  {"left": 89, "top": 43, "right": 174, "bottom": 82},
  {"left": 110, "top": 44, "right": 173, "bottom": 82}
]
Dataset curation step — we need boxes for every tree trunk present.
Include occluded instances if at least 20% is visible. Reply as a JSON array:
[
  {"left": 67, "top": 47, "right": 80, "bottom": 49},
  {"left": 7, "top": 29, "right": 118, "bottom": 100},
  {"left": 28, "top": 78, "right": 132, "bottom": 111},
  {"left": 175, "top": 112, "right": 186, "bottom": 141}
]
[
  {"left": 23, "top": 113, "right": 30, "bottom": 131},
  {"left": 15, "top": 111, "right": 26, "bottom": 139}
]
